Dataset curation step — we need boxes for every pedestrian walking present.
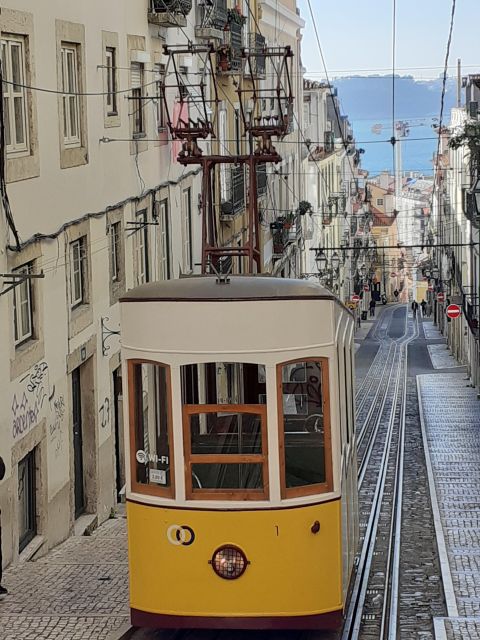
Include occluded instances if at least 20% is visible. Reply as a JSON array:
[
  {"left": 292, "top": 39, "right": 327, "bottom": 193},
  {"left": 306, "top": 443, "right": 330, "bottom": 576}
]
[
  {"left": 426, "top": 301, "right": 432, "bottom": 317},
  {"left": 393, "top": 289, "right": 399, "bottom": 301},
  {"left": 0, "top": 455, "right": 7, "bottom": 599},
  {"left": 420, "top": 299, "right": 427, "bottom": 317},
  {"left": 369, "top": 298, "right": 376, "bottom": 317},
  {"left": 411, "top": 300, "right": 419, "bottom": 318}
]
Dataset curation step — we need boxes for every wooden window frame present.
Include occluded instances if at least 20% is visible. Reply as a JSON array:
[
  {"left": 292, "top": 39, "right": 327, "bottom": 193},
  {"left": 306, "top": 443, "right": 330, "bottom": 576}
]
[
  {"left": 13, "top": 263, "right": 33, "bottom": 346},
  {"left": 1, "top": 35, "right": 29, "bottom": 156},
  {"left": 182, "top": 403, "right": 269, "bottom": 501},
  {"left": 61, "top": 44, "right": 81, "bottom": 148},
  {"left": 128, "top": 359, "right": 175, "bottom": 499},
  {"left": 70, "top": 237, "right": 86, "bottom": 308},
  {"left": 110, "top": 221, "right": 121, "bottom": 282},
  {"left": 277, "top": 357, "right": 333, "bottom": 499},
  {"left": 105, "top": 46, "right": 117, "bottom": 116}
]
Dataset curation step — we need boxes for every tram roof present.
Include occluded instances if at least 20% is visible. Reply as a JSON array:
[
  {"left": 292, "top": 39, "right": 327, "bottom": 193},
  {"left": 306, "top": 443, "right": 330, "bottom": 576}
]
[{"left": 120, "top": 275, "right": 340, "bottom": 303}]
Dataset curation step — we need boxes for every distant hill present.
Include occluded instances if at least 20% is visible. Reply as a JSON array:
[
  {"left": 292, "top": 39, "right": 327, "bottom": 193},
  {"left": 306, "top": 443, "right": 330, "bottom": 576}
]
[{"left": 331, "top": 75, "right": 457, "bottom": 120}]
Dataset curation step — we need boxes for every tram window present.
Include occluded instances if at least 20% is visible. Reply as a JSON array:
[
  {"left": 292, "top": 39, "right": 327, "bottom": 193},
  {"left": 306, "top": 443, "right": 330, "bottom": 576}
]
[
  {"left": 343, "top": 347, "right": 350, "bottom": 445},
  {"left": 278, "top": 359, "right": 333, "bottom": 497},
  {"left": 184, "top": 406, "right": 268, "bottom": 499},
  {"left": 130, "top": 361, "right": 173, "bottom": 497},
  {"left": 180, "top": 362, "right": 266, "bottom": 405}
]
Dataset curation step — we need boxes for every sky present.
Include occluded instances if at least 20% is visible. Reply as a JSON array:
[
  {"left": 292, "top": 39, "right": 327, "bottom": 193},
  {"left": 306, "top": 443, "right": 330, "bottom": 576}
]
[{"left": 297, "top": 0, "right": 480, "bottom": 80}]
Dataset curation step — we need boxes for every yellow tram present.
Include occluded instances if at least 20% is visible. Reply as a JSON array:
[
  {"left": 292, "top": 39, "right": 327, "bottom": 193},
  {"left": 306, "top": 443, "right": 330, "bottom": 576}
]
[{"left": 120, "top": 276, "right": 358, "bottom": 630}]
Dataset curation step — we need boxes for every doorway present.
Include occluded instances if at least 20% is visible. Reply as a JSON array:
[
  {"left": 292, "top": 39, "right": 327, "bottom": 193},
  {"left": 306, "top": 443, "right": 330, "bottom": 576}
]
[
  {"left": 113, "top": 367, "right": 125, "bottom": 500},
  {"left": 72, "top": 367, "right": 85, "bottom": 518},
  {"left": 18, "top": 449, "right": 36, "bottom": 552}
]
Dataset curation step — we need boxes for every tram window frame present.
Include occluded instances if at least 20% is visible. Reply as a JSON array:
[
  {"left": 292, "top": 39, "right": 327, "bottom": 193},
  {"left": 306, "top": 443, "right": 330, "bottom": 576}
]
[
  {"left": 182, "top": 403, "right": 269, "bottom": 501},
  {"left": 128, "top": 359, "right": 175, "bottom": 499},
  {"left": 344, "top": 346, "right": 354, "bottom": 443},
  {"left": 277, "top": 357, "right": 333, "bottom": 499}
]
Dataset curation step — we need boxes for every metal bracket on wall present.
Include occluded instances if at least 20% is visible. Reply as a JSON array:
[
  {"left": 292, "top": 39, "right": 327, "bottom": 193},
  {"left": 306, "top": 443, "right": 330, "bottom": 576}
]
[
  {"left": 101, "top": 316, "right": 120, "bottom": 356},
  {"left": 0, "top": 271, "right": 44, "bottom": 297}
]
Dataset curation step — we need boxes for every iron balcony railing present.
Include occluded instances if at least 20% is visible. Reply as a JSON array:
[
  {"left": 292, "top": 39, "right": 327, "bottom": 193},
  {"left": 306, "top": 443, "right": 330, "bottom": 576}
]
[
  {"left": 229, "top": 20, "right": 243, "bottom": 72},
  {"left": 197, "top": 0, "right": 228, "bottom": 32},
  {"left": 257, "top": 163, "right": 267, "bottom": 197},
  {"left": 150, "top": 0, "right": 192, "bottom": 15},
  {"left": 465, "top": 190, "right": 480, "bottom": 229},
  {"left": 220, "top": 165, "right": 245, "bottom": 217},
  {"left": 249, "top": 32, "right": 266, "bottom": 77}
]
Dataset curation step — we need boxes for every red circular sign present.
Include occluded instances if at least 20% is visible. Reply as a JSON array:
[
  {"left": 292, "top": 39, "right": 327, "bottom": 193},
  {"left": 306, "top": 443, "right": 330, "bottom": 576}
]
[
  {"left": 351, "top": 294, "right": 360, "bottom": 302},
  {"left": 437, "top": 292, "right": 445, "bottom": 303},
  {"left": 363, "top": 285, "right": 369, "bottom": 292},
  {"left": 446, "top": 304, "right": 461, "bottom": 319}
]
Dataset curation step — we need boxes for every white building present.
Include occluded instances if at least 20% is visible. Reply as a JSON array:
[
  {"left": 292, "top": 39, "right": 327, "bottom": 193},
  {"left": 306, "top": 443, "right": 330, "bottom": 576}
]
[{"left": 0, "top": 0, "right": 203, "bottom": 566}]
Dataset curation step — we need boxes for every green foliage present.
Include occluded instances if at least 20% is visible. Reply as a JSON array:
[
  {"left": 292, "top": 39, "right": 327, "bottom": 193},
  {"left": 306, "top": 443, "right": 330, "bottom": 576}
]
[{"left": 448, "top": 121, "right": 480, "bottom": 152}]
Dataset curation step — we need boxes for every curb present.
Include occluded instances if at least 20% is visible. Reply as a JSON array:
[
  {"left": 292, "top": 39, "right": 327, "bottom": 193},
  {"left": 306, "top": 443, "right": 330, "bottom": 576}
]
[{"left": 106, "top": 623, "right": 137, "bottom": 640}]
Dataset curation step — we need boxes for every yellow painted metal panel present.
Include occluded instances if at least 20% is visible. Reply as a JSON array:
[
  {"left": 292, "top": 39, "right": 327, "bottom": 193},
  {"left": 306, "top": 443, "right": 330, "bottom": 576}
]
[{"left": 127, "top": 499, "right": 343, "bottom": 617}]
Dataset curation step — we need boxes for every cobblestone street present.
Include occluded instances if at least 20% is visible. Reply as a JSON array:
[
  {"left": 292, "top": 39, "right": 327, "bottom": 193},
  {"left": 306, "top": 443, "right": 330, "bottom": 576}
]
[{"left": 0, "top": 516, "right": 129, "bottom": 639}]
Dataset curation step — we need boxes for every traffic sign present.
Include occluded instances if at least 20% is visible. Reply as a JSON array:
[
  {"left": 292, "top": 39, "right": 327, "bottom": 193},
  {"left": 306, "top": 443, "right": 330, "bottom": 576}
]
[
  {"left": 363, "top": 285, "right": 369, "bottom": 292},
  {"left": 437, "top": 292, "right": 445, "bottom": 303},
  {"left": 446, "top": 304, "right": 461, "bottom": 319},
  {"left": 428, "top": 283, "right": 434, "bottom": 291},
  {"left": 351, "top": 294, "right": 360, "bottom": 303}
]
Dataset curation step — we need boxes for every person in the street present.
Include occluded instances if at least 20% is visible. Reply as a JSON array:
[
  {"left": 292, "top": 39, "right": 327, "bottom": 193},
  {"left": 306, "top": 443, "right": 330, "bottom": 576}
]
[
  {"left": 381, "top": 293, "right": 387, "bottom": 305},
  {"left": 393, "top": 289, "right": 399, "bottom": 301},
  {"left": 0, "top": 455, "right": 7, "bottom": 599},
  {"left": 426, "top": 301, "right": 432, "bottom": 317},
  {"left": 369, "top": 298, "right": 376, "bottom": 317},
  {"left": 411, "top": 300, "right": 419, "bottom": 318},
  {"left": 420, "top": 299, "right": 427, "bottom": 317}
]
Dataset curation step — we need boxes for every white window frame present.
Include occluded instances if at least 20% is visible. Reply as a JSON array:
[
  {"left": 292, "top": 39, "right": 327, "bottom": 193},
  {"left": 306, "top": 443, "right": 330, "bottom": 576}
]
[
  {"left": 154, "top": 63, "right": 166, "bottom": 133},
  {"left": 61, "top": 44, "right": 81, "bottom": 148},
  {"left": 1, "top": 36, "right": 29, "bottom": 156},
  {"left": 105, "top": 46, "right": 117, "bottom": 116},
  {"left": 131, "top": 62, "right": 145, "bottom": 138},
  {"left": 182, "top": 188, "right": 193, "bottom": 273},
  {"left": 110, "top": 221, "right": 121, "bottom": 282},
  {"left": 134, "top": 209, "right": 148, "bottom": 285},
  {"left": 70, "top": 238, "right": 86, "bottom": 308},
  {"left": 13, "top": 263, "right": 33, "bottom": 346},
  {"left": 158, "top": 199, "right": 171, "bottom": 281}
]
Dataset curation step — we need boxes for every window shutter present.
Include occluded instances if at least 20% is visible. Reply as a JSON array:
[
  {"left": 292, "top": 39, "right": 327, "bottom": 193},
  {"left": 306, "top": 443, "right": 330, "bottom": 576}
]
[{"left": 131, "top": 62, "right": 142, "bottom": 89}]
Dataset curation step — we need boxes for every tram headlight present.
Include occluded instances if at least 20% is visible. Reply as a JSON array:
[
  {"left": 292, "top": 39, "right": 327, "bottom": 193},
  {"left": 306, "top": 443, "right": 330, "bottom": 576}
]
[{"left": 210, "top": 545, "right": 249, "bottom": 580}]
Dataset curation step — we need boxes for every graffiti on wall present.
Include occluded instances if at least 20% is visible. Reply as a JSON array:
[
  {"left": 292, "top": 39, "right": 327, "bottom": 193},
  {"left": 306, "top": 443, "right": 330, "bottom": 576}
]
[
  {"left": 99, "top": 397, "right": 110, "bottom": 429},
  {"left": 11, "top": 361, "right": 66, "bottom": 457}
]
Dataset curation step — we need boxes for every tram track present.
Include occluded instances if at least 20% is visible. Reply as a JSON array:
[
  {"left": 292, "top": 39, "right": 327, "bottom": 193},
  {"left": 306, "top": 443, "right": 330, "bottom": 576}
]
[{"left": 342, "top": 307, "right": 419, "bottom": 640}]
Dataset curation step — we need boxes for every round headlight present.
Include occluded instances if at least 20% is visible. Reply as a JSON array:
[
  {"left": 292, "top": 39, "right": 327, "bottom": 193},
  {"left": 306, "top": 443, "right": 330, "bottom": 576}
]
[{"left": 210, "top": 545, "right": 249, "bottom": 580}]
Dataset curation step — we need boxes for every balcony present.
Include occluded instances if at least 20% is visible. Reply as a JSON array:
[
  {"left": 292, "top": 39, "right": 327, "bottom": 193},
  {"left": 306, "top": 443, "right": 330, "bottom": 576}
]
[
  {"left": 248, "top": 32, "right": 266, "bottom": 78},
  {"left": 464, "top": 190, "right": 480, "bottom": 229},
  {"left": 148, "top": 0, "right": 192, "bottom": 27},
  {"left": 217, "top": 9, "right": 244, "bottom": 74},
  {"left": 196, "top": 0, "right": 228, "bottom": 40},
  {"left": 257, "top": 163, "right": 267, "bottom": 197},
  {"left": 220, "top": 165, "right": 245, "bottom": 220}
]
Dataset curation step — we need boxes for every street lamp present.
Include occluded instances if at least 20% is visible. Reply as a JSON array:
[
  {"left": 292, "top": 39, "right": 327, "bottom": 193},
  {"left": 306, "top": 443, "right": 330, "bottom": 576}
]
[
  {"left": 331, "top": 251, "right": 340, "bottom": 271},
  {"left": 471, "top": 176, "right": 480, "bottom": 214},
  {"left": 425, "top": 268, "right": 431, "bottom": 278},
  {"left": 315, "top": 250, "right": 328, "bottom": 273},
  {"left": 432, "top": 266, "right": 439, "bottom": 279}
]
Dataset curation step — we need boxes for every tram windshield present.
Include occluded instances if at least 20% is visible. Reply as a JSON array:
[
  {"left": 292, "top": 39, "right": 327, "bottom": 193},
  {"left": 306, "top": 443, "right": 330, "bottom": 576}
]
[
  {"left": 181, "top": 363, "right": 268, "bottom": 499},
  {"left": 278, "top": 359, "right": 332, "bottom": 497}
]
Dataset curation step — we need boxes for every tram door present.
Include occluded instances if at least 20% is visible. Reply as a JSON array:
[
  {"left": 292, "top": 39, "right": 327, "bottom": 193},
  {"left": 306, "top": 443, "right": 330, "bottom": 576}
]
[{"left": 72, "top": 368, "right": 85, "bottom": 518}]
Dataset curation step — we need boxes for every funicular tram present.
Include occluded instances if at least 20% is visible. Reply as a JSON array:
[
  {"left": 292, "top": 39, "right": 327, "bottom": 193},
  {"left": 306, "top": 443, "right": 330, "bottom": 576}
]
[{"left": 120, "top": 275, "right": 359, "bottom": 630}]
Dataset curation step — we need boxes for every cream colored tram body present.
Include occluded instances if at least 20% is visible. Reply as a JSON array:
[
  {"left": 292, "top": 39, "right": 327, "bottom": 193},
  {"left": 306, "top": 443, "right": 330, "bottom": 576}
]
[{"left": 120, "top": 276, "right": 359, "bottom": 630}]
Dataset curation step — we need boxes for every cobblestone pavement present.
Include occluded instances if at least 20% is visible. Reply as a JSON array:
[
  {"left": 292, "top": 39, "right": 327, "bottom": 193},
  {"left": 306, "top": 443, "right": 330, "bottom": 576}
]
[
  {"left": 0, "top": 515, "right": 129, "bottom": 639},
  {"left": 423, "top": 321, "right": 445, "bottom": 341},
  {"left": 427, "top": 344, "right": 463, "bottom": 369},
  {"left": 418, "top": 373, "right": 480, "bottom": 639}
]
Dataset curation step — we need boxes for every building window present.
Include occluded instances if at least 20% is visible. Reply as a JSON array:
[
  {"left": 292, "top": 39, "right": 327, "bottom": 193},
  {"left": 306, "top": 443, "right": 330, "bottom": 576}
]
[
  {"left": 61, "top": 45, "right": 81, "bottom": 147},
  {"left": 110, "top": 221, "right": 121, "bottom": 282},
  {"left": 1, "top": 36, "right": 29, "bottom": 155},
  {"left": 131, "top": 62, "right": 145, "bottom": 138},
  {"left": 376, "top": 198, "right": 384, "bottom": 206},
  {"left": 182, "top": 188, "right": 193, "bottom": 272},
  {"left": 158, "top": 199, "right": 171, "bottom": 280},
  {"left": 18, "top": 449, "right": 37, "bottom": 552},
  {"left": 133, "top": 209, "right": 149, "bottom": 285},
  {"left": 13, "top": 263, "right": 33, "bottom": 346},
  {"left": 105, "top": 47, "right": 117, "bottom": 115},
  {"left": 154, "top": 63, "right": 166, "bottom": 132},
  {"left": 70, "top": 237, "right": 87, "bottom": 308}
]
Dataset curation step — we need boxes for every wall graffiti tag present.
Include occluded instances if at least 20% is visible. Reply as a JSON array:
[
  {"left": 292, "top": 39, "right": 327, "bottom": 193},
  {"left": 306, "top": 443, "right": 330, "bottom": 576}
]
[{"left": 99, "top": 397, "right": 110, "bottom": 429}]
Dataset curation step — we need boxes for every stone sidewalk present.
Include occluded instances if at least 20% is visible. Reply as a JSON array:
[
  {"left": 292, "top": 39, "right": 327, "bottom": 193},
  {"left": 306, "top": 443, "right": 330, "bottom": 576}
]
[
  {"left": 0, "top": 515, "right": 129, "bottom": 639},
  {"left": 418, "top": 373, "right": 480, "bottom": 640}
]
